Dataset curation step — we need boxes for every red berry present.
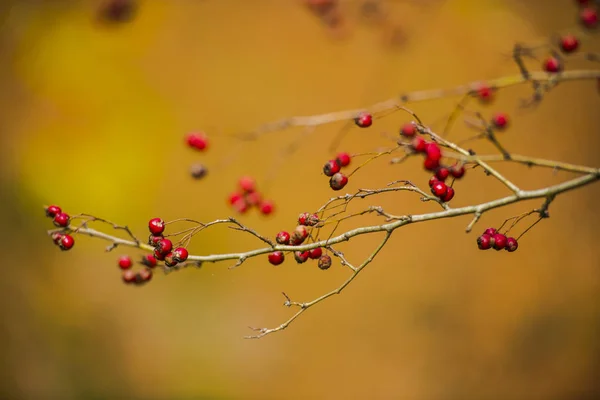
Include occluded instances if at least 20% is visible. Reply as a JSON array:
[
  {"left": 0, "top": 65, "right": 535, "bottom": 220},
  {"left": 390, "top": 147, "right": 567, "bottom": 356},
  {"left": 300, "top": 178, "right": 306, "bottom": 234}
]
[
  {"left": 423, "top": 157, "right": 440, "bottom": 171},
  {"left": 238, "top": 176, "right": 256, "bottom": 193},
  {"left": 276, "top": 231, "right": 291, "bottom": 245},
  {"left": 153, "top": 248, "right": 166, "bottom": 261},
  {"left": 53, "top": 212, "right": 70, "bottom": 227},
  {"left": 172, "top": 247, "right": 189, "bottom": 262},
  {"left": 580, "top": 7, "right": 598, "bottom": 28},
  {"left": 441, "top": 186, "right": 455, "bottom": 202},
  {"left": 118, "top": 255, "right": 132, "bottom": 270},
  {"left": 186, "top": 132, "right": 209, "bottom": 151},
  {"left": 259, "top": 200, "right": 274, "bottom": 215},
  {"left": 245, "top": 191, "right": 262, "bottom": 206},
  {"left": 51, "top": 232, "right": 63, "bottom": 245},
  {"left": 411, "top": 136, "right": 427, "bottom": 152},
  {"left": 298, "top": 212, "right": 310, "bottom": 225},
  {"left": 148, "top": 218, "right": 165, "bottom": 235},
  {"left": 492, "top": 233, "right": 508, "bottom": 250},
  {"left": 329, "top": 173, "right": 348, "bottom": 191},
  {"left": 483, "top": 228, "right": 497, "bottom": 236},
  {"left": 164, "top": 252, "right": 178, "bottom": 267},
  {"left": 435, "top": 167, "right": 450, "bottom": 181},
  {"left": 294, "top": 251, "right": 310, "bottom": 264},
  {"left": 291, "top": 225, "right": 309, "bottom": 245},
  {"left": 141, "top": 254, "right": 157, "bottom": 268},
  {"left": 323, "top": 159, "right": 341, "bottom": 176},
  {"left": 58, "top": 234, "right": 75, "bottom": 251},
  {"left": 228, "top": 192, "right": 243, "bottom": 205},
  {"left": 560, "top": 34, "right": 579, "bottom": 53},
  {"left": 306, "top": 213, "right": 320, "bottom": 227},
  {"left": 450, "top": 164, "right": 465, "bottom": 179},
  {"left": 491, "top": 113, "right": 509, "bottom": 129},
  {"left": 505, "top": 237, "right": 519, "bottom": 252},
  {"left": 268, "top": 251, "right": 285, "bottom": 266},
  {"left": 100, "top": 0, "right": 137, "bottom": 23},
  {"left": 476, "top": 85, "right": 494, "bottom": 103},
  {"left": 45, "top": 205, "right": 62, "bottom": 218},
  {"left": 400, "top": 123, "right": 417, "bottom": 137},
  {"left": 354, "top": 112, "right": 372, "bottom": 128},
  {"left": 431, "top": 181, "right": 448, "bottom": 197},
  {"left": 138, "top": 267, "right": 153, "bottom": 283},
  {"left": 156, "top": 238, "right": 173, "bottom": 256},
  {"left": 190, "top": 163, "right": 208, "bottom": 180},
  {"left": 336, "top": 152, "right": 351, "bottom": 167},
  {"left": 148, "top": 234, "right": 163, "bottom": 247},
  {"left": 543, "top": 56, "right": 562, "bottom": 73},
  {"left": 428, "top": 176, "right": 439, "bottom": 187},
  {"left": 232, "top": 198, "right": 249, "bottom": 214},
  {"left": 426, "top": 143, "right": 442, "bottom": 162},
  {"left": 318, "top": 254, "right": 332, "bottom": 270},
  {"left": 308, "top": 247, "right": 323, "bottom": 259},
  {"left": 477, "top": 234, "right": 492, "bottom": 250},
  {"left": 122, "top": 269, "right": 137, "bottom": 284}
]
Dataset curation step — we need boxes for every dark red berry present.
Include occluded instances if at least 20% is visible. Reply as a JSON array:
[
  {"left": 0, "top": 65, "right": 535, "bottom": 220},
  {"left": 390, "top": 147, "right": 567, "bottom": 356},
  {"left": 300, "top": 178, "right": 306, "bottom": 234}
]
[
  {"left": 118, "top": 255, "right": 132, "bottom": 270},
  {"left": 259, "top": 200, "right": 274, "bottom": 215},
  {"left": 580, "top": 7, "right": 598, "bottom": 28},
  {"left": 400, "top": 123, "right": 416, "bottom": 137},
  {"left": 190, "top": 163, "right": 208, "bottom": 180},
  {"left": 148, "top": 234, "right": 163, "bottom": 247},
  {"left": 424, "top": 157, "right": 440, "bottom": 171},
  {"left": 477, "top": 234, "right": 492, "bottom": 250},
  {"left": 148, "top": 218, "right": 165, "bottom": 235},
  {"left": 428, "top": 176, "right": 439, "bottom": 187},
  {"left": 318, "top": 254, "right": 332, "bottom": 270},
  {"left": 172, "top": 247, "right": 189, "bottom": 262},
  {"left": 100, "top": 0, "right": 136, "bottom": 23},
  {"left": 276, "top": 231, "right": 291, "bottom": 245},
  {"left": 491, "top": 113, "right": 509, "bottom": 129},
  {"left": 122, "top": 269, "right": 137, "bottom": 284},
  {"left": 492, "top": 233, "right": 508, "bottom": 250},
  {"left": 138, "top": 267, "right": 152, "bottom": 283},
  {"left": 164, "top": 252, "right": 178, "bottom": 267},
  {"left": 294, "top": 251, "right": 310, "bottom": 264},
  {"left": 354, "top": 112, "right": 372, "bottom": 128},
  {"left": 51, "top": 232, "right": 63, "bottom": 245},
  {"left": 329, "top": 173, "right": 348, "bottom": 191},
  {"left": 483, "top": 228, "right": 497, "bottom": 236},
  {"left": 441, "top": 186, "right": 455, "bottom": 202},
  {"left": 308, "top": 247, "right": 323, "bottom": 259},
  {"left": 156, "top": 238, "right": 173, "bottom": 255},
  {"left": 435, "top": 167, "right": 450, "bottom": 181},
  {"left": 153, "top": 248, "right": 166, "bottom": 261},
  {"left": 228, "top": 192, "right": 243, "bottom": 205},
  {"left": 238, "top": 176, "right": 256, "bottom": 193},
  {"left": 268, "top": 251, "right": 285, "bottom": 266},
  {"left": 45, "top": 205, "right": 62, "bottom": 218},
  {"left": 58, "top": 234, "right": 75, "bottom": 250},
  {"left": 543, "top": 56, "right": 561, "bottom": 73},
  {"left": 431, "top": 181, "right": 448, "bottom": 197},
  {"left": 411, "top": 136, "right": 427, "bottom": 152},
  {"left": 291, "top": 225, "right": 309, "bottom": 245},
  {"left": 53, "top": 212, "right": 70, "bottom": 227},
  {"left": 505, "top": 237, "right": 519, "bottom": 252},
  {"left": 298, "top": 212, "right": 310, "bottom": 225},
  {"left": 323, "top": 159, "right": 341, "bottom": 176},
  {"left": 336, "top": 152, "right": 351, "bottom": 167},
  {"left": 141, "top": 254, "right": 157, "bottom": 268},
  {"left": 426, "top": 143, "right": 442, "bottom": 162},
  {"left": 450, "top": 164, "right": 465, "bottom": 179},
  {"left": 186, "top": 132, "right": 209, "bottom": 151},
  {"left": 306, "top": 213, "right": 320, "bottom": 227},
  {"left": 560, "top": 34, "right": 579, "bottom": 53}
]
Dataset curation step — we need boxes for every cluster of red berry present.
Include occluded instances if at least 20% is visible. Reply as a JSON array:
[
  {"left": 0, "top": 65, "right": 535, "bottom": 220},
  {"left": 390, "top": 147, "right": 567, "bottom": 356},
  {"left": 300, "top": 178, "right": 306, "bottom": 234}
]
[
  {"left": 118, "top": 254, "right": 155, "bottom": 285},
  {"left": 147, "top": 218, "right": 190, "bottom": 269},
  {"left": 477, "top": 228, "right": 519, "bottom": 252},
  {"left": 227, "top": 176, "right": 275, "bottom": 215},
  {"left": 45, "top": 205, "right": 75, "bottom": 251},
  {"left": 544, "top": 27, "right": 597, "bottom": 73},
  {"left": 268, "top": 212, "right": 332, "bottom": 270},
  {"left": 322, "top": 152, "right": 352, "bottom": 191}
]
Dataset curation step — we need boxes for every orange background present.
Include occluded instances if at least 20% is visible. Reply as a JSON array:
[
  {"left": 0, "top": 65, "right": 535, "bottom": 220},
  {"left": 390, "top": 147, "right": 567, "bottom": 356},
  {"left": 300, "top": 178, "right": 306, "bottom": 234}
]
[{"left": 1, "top": 1, "right": 599, "bottom": 399}]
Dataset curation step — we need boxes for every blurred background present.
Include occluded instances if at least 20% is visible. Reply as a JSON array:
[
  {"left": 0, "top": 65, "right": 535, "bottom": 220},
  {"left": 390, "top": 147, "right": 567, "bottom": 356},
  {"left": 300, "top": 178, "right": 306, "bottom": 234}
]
[{"left": 1, "top": 1, "right": 599, "bottom": 399}]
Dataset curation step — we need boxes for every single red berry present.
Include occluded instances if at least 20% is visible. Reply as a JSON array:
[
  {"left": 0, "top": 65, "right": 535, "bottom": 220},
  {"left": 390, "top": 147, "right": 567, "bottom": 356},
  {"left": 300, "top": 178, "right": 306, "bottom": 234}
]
[
  {"left": 505, "top": 237, "right": 519, "bottom": 252},
  {"left": 141, "top": 254, "right": 157, "bottom": 268},
  {"left": 298, "top": 212, "right": 310, "bottom": 225},
  {"left": 575, "top": 0, "right": 590, "bottom": 5},
  {"left": 172, "top": 247, "right": 189, "bottom": 262},
  {"left": 164, "top": 252, "right": 178, "bottom": 267},
  {"left": 153, "top": 248, "right": 166, "bottom": 261},
  {"left": 238, "top": 176, "right": 256, "bottom": 193},
  {"left": 148, "top": 234, "right": 163, "bottom": 247},
  {"left": 441, "top": 186, "right": 455, "bottom": 202},
  {"left": 306, "top": 213, "right": 319, "bottom": 227},
  {"left": 138, "top": 267, "right": 153, "bottom": 283},
  {"left": 411, "top": 136, "right": 427, "bottom": 152},
  {"left": 268, "top": 251, "right": 285, "bottom": 266},
  {"left": 294, "top": 251, "right": 310, "bottom": 264},
  {"left": 336, "top": 152, "right": 351, "bottom": 167},
  {"left": 426, "top": 143, "right": 442, "bottom": 162},
  {"left": 45, "top": 205, "right": 62, "bottom": 218},
  {"left": 560, "top": 34, "right": 579, "bottom": 53},
  {"left": 228, "top": 192, "right": 243, "bottom": 205},
  {"left": 477, "top": 234, "right": 492, "bottom": 250},
  {"left": 100, "top": 0, "right": 137, "bottom": 23},
  {"left": 259, "top": 200, "right": 274, "bottom": 215},
  {"left": 580, "top": 7, "right": 598, "bottom": 28},
  {"left": 354, "top": 112, "right": 373, "bottom": 128},
  {"left": 483, "top": 227, "right": 497, "bottom": 236},
  {"left": 491, "top": 113, "right": 509, "bottom": 129},
  {"left": 424, "top": 157, "right": 440, "bottom": 171},
  {"left": 53, "top": 212, "right": 70, "bottom": 228},
  {"left": 476, "top": 84, "right": 494, "bottom": 103},
  {"left": 431, "top": 181, "right": 448, "bottom": 198},
  {"left": 276, "top": 231, "right": 291, "bottom": 245},
  {"left": 122, "top": 269, "right": 137, "bottom": 284},
  {"left": 450, "top": 164, "right": 465, "bottom": 179},
  {"left": 291, "top": 225, "right": 309, "bottom": 245},
  {"left": 156, "top": 238, "right": 173, "bottom": 256},
  {"left": 148, "top": 218, "right": 165, "bottom": 235},
  {"left": 492, "top": 233, "right": 508, "bottom": 250},
  {"left": 318, "top": 254, "right": 332, "bottom": 270},
  {"left": 232, "top": 198, "right": 249, "bottom": 214},
  {"left": 400, "top": 123, "right": 416, "bottom": 137},
  {"left": 118, "top": 255, "right": 132, "bottom": 270},
  {"left": 543, "top": 56, "right": 562, "bottom": 73},
  {"left": 323, "top": 159, "right": 341, "bottom": 177},
  {"left": 190, "top": 163, "right": 208, "bottom": 180},
  {"left": 245, "top": 191, "right": 262, "bottom": 206},
  {"left": 58, "top": 234, "right": 75, "bottom": 251},
  {"left": 51, "top": 232, "right": 63, "bottom": 245},
  {"left": 428, "top": 176, "right": 439, "bottom": 187},
  {"left": 329, "top": 173, "right": 348, "bottom": 191},
  {"left": 186, "top": 132, "right": 209, "bottom": 151},
  {"left": 435, "top": 167, "right": 450, "bottom": 181},
  {"left": 308, "top": 247, "right": 323, "bottom": 259}
]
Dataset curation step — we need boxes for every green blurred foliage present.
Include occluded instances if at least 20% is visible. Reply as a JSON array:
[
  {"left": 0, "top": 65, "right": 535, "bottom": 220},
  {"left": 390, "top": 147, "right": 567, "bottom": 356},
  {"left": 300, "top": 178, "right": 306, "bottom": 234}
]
[{"left": 0, "top": 1, "right": 599, "bottom": 399}]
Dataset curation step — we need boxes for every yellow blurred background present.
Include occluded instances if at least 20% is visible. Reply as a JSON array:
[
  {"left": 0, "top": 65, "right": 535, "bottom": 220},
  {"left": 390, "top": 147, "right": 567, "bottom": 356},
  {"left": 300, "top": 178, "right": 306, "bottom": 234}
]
[{"left": 1, "top": 1, "right": 599, "bottom": 399}]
